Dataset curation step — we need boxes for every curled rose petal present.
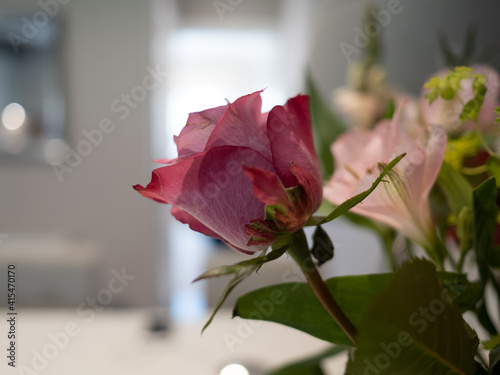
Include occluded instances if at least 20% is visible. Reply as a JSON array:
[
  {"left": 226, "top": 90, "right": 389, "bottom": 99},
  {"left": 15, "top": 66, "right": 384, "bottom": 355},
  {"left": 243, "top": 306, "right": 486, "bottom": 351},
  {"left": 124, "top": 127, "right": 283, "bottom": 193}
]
[{"left": 267, "top": 95, "right": 321, "bottom": 188}]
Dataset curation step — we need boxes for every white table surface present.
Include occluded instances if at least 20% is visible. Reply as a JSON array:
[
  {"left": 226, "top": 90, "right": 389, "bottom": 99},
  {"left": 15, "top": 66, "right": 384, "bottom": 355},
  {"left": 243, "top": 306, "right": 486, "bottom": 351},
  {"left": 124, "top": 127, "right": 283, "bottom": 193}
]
[{"left": 1, "top": 308, "right": 348, "bottom": 375}]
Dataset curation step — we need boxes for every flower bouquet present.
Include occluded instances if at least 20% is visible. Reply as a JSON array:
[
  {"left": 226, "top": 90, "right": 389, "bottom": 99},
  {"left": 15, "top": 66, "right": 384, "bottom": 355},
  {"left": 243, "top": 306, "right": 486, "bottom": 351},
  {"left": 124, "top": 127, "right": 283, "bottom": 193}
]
[{"left": 134, "top": 27, "right": 500, "bottom": 375}]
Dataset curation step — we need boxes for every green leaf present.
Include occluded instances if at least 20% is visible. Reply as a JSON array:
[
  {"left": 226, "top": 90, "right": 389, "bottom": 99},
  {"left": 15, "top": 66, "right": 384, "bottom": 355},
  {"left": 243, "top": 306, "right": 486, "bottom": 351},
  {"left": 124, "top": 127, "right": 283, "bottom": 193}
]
[
  {"left": 457, "top": 206, "right": 474, "bottom": 254},
  {"left": 460, "top": 80, "right": 486, "bottom": 123},
  {"left": 486, "top": 155, "right": 500, "bottom": 187},
  {"left": 483, "top": 335, "right": 500, "bottom": 350},
  {"left": 476, "top": 301, "right": 498, "bottom": 336},
  {"left": 425, "top": 89, "right": 439, "bottom": 104},
  {"left": 267, "top": 346, "right": 346, "bottom": 375},
  {"left": 488, "top": 245, "right": 500, "bottom": 268},
  {"left": 449, "top": 279, "right": 483, "bottom": 313},
  {"left": 311, "top": 226, "right": 334, "bottom": 266},
  {"left": 201, "top": 268, "right": 252, "bottom": 333},
  {"left": 320, "top": 154, "right": 405, "bottom": 224},
  {"left": 233, "top": 270, "right": 479, "bottom": 346},
  {"left": 437, "top": 161, "right": 473, "bottom": 217},
  {"left": 196, "top": 245, "right": 288, "bottom": 332},
  {"left": 473, "top": 177, "right": 498, "bottom": 286},
  {"left": 423, "top": 67, "right": 487, "bottom": 123},
  {"left": 490, "top": 345, "right": 500, "bottom": 374},
  {"left": 345, "top": 259, "right": 479, "bottom": 375},
  {"left": 194, "top": 246, "right": 288, "bottom": 282},
  {"left": 381, "top": 98, "right": 396, "bottom": 120},
  {"left": 306, "top": 70, "right": 346, "bottom": 181}
]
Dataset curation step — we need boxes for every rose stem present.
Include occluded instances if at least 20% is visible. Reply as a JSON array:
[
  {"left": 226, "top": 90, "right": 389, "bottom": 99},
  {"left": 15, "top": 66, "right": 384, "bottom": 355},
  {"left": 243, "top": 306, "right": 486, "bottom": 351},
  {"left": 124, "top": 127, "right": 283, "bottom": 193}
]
[{"left": 286, "top": 229, "right": 358, "bottom": 346}]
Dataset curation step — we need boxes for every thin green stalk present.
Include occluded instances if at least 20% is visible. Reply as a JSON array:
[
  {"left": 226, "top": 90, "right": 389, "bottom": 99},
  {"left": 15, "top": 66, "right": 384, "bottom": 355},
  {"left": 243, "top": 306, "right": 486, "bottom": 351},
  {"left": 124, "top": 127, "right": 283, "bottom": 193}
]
[
  {"left": 461, "top": 165, "right": 488, "bottom": 175},
  {"left": 425, "top": 238, "right": 446, "bottom": 271},
  {"left": 381, "top": 230, "right": 397, "bottom": 271},
  {"left": 457, "top": 240, "right": 472, "bottom": 274},
  {"left": 474, "top": 120, "right": 494, "bottom": 156},
  {"left": 457, "top": 250, "right": 467, "bottom": 274},
  {"left": 286, "top": 229, "right": 358, "bottom": 345}
]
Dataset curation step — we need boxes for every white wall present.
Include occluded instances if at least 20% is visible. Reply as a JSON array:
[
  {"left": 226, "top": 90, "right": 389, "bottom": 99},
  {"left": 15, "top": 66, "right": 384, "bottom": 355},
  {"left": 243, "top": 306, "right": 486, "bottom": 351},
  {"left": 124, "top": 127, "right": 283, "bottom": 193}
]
[
  {"left": 309, "top": 0, "right": 500, "bottom": 99},
  {"left": 0, "top": 0, "right": 158, "bottom": 307}
]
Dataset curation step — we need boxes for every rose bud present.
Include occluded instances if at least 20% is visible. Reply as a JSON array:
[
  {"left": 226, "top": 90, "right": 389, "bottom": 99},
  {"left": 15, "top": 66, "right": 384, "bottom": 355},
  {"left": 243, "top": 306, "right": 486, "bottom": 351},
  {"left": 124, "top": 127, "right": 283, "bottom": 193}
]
[{"left": 134, "top": 91, "right": 322, "bottom": 254}]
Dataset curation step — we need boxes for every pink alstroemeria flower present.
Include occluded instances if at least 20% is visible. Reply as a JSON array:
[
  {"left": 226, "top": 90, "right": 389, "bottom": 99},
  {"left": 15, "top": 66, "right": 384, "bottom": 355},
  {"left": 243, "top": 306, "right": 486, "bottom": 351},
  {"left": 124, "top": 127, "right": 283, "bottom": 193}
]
[
  {"left": 324, "top": 106, "right": 447, "bottom": 249},
  {"left": 421, "top": 64, "right": 500, "bottom": 133},
  {"left": 134, "top": 92, "right": 322, "bottom": 254}
]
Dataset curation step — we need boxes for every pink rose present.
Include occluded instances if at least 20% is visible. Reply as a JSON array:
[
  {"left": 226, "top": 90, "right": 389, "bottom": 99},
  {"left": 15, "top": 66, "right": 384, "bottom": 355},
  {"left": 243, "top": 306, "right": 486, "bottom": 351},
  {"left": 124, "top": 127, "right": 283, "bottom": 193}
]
[
  {"left": 421, "top": 64, "right": 500, "bottom": 133},
  {"left": 324, "top": 105, "right": 447, "bottom": 249},
  {"left": 134, "top": 92, "right": 322, "bottom": 254}
]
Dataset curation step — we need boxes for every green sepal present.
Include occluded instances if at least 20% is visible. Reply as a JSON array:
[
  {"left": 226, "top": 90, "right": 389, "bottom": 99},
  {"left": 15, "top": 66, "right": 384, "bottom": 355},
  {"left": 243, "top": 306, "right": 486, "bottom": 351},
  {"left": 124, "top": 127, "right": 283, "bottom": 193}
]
[
  {"left": 195, "top": 245, "right": 288, "bottom": 333},
  {"left": 311, "top": 226, "right": 334, "bottom": 266}
]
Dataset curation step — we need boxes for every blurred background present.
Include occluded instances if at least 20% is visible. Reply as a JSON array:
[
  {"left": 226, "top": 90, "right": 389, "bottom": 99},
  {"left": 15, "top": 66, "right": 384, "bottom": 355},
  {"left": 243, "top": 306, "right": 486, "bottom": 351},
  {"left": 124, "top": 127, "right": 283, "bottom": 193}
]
[{"left": 1, "top": 0, "right": 500, "bottom": 374}]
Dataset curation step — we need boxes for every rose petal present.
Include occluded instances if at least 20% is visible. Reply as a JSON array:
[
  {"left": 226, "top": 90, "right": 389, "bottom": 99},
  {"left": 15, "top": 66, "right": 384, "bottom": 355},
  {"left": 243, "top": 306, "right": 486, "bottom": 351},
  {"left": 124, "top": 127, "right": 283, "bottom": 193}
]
[
  {"left": 243, "top": 166, "right": 292, "bottom": 209},
  {"left": 267, "top": 95, "right": 321, "bottom": 188},
  {"left": 171, "top": 206, "right": 255, "bottom": 255},
  {"left": 176, "top": 105, "right": 228, "bottom": 158},
  {"left": 171, "top": 206, "right": 222, "bottom": 240},
  {"left": 205, "top": 91, "right": 271, "bottom": 161},
  {"left": 290, "top": 162, "right": 323, "bottom": 214},
  {"left": 135, "top": 145, "right": 275, "bottom": 253},
  {"left": 133, "top": 173, "right": 169, "bottom": 204},
  {"left": 243, "top": 163, "right": 322, "bottom": 246}
]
